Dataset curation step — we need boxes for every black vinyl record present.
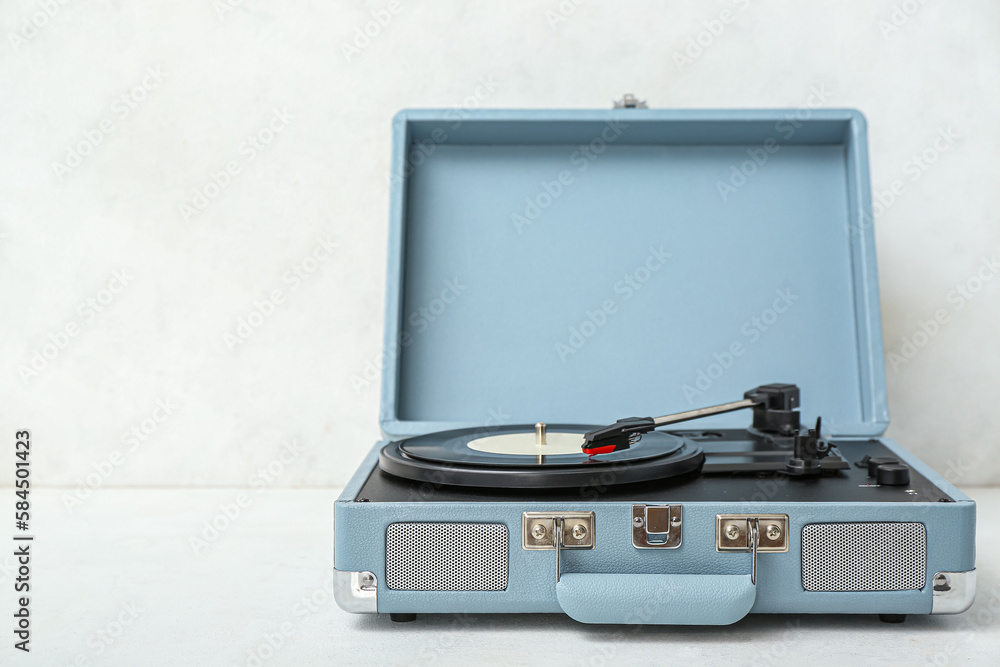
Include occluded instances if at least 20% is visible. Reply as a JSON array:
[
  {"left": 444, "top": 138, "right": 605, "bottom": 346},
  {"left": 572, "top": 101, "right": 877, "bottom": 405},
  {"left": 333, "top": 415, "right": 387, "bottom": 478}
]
[{"left": 378, "top": 424, "right": 705, "bottom": 488}]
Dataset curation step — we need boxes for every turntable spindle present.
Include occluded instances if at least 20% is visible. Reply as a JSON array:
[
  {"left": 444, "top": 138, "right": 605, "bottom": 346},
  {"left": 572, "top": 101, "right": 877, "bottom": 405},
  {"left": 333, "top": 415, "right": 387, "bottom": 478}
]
[
  {"left": 535, "top": 422, "right": 547, "bottom": 447},
  {"left": 535, "top": 422, "right": 546, "bottom": 464}
]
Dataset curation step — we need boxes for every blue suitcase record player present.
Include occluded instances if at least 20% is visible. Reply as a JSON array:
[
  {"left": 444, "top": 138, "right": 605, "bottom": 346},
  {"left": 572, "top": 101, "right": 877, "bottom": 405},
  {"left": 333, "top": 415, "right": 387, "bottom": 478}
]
[{"left": 334, "top": 103, "right": 976, "bottom": 625}]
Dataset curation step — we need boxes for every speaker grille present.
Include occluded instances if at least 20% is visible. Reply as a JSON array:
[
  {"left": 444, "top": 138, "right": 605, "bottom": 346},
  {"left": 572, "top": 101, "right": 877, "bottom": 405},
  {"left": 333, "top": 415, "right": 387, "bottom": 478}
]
[
  {"left": 385, "top": 523, "right": 508, "bottom": 591},
  {"left": 801, "top": 522, "right": 926, "bottom": 592}
]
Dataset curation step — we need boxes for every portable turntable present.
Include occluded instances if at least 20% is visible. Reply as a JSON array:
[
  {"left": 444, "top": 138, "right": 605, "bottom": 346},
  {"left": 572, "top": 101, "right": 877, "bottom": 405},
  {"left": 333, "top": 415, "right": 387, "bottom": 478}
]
[{"left": 334, "top": 106, "right": 976, "bottom": 625}]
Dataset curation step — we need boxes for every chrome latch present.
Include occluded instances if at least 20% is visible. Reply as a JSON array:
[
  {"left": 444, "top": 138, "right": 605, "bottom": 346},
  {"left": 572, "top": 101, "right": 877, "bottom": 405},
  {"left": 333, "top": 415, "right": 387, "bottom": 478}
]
[
  {"left": 716, "top": 514, "right": 789, "bottom": 585},
  {"left": 632, "top": 504, "right": 682, "bottom": 549},
  {"left": 613, "top": 94, "right": 648, "bottom": 109}
]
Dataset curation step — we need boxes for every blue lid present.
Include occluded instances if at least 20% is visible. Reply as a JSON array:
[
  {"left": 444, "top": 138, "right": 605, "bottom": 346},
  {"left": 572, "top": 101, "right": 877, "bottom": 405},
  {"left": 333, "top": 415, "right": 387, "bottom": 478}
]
[{"left": 380, "top": 109, "right": 887, "bottom": 438}]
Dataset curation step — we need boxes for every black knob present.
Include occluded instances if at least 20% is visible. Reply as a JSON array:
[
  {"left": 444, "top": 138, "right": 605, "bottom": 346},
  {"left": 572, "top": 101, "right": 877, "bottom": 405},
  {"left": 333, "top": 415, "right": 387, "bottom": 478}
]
[
  {"left": 867, "top": 457, "right": 899, "bottom": 477},
  {"left": 876, "top": 463, "right": 910, "bottom": 486}
]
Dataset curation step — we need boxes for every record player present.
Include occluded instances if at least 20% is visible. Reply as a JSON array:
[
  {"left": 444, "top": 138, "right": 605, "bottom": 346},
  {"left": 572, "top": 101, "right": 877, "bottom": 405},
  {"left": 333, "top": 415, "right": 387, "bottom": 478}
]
[{"left": 334, "top": 106, "right": 976, "bottom": 625}]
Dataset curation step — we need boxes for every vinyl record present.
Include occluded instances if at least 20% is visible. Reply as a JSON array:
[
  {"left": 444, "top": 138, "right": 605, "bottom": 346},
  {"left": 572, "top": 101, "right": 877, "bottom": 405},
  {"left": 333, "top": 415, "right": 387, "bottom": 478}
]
[{"left": 378, "top": 424, "right": 705, "bottom": 488}]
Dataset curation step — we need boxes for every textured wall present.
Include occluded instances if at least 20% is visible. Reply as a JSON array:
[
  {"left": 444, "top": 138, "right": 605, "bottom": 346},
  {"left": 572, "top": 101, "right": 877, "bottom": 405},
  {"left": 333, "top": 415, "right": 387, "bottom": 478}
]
[{"left": 0, "top": 0, "right": 997, "bottom": 489}]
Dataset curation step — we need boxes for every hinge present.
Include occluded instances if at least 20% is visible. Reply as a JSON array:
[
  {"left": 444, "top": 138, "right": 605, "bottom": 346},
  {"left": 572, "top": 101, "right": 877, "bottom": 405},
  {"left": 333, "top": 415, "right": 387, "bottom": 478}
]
[
  {"left": 716, "top": 514, "right": 789, "bottom": 585},
  {"left": 522, "top": 512, "right": 595, "bottom": 584},
  {"left": 716, "top": 514, "right": 789, "bottom": 552},
  {"left": 522, "top": 512, "right": 594, "bottom": 550},
  {"left": 613, "top": 94, "right": 648, "bottom": 109}
]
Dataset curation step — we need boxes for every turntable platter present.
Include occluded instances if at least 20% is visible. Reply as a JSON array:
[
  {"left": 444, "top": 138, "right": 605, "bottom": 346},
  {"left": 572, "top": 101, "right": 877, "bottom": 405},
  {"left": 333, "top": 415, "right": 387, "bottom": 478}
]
[{"left": 378, "top": 424, "right": 705, "bottom": 488}]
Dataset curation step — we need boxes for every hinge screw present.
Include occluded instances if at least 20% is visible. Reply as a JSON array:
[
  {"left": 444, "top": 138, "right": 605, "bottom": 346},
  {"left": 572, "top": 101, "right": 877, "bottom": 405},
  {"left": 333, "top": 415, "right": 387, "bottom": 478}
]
[
  {"left": 572, "top": 524, "right": 587, "bottom": 540},
  {"left": 531, "top": 524, "right": 547, "bottom": 540},
  {"left": 766, "top": 524, "right": 781, "bottom": 541},
  {"left": 725, "top": 524, "right": 740, "bottom": 540}
]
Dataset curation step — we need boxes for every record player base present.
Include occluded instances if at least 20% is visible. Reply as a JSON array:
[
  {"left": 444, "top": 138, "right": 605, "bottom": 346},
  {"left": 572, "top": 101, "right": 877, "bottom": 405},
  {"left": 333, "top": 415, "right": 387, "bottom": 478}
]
[{"left": 335, "top": 440, "right": 976, "bottom": 625}]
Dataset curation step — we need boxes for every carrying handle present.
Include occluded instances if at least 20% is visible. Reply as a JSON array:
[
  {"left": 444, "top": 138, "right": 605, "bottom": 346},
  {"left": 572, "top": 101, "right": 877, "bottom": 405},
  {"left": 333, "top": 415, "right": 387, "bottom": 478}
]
[
  {"left": 556, "top": 572, "right": 756, "bottom": 625},
  {"left": 556, "top": 518, "right": 761, "bottom": 625}
]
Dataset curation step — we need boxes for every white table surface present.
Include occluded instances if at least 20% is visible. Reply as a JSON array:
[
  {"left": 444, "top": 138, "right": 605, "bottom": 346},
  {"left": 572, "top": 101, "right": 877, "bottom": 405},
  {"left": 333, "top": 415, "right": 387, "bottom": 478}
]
[{"left": 8, "top": 487, "right": 1000, "bottom": 666}]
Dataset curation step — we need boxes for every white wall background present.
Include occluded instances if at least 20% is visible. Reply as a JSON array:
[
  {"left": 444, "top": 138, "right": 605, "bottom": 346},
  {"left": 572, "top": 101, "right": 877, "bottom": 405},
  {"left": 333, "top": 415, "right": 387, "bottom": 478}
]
[{"left": 0, "top": 0, "right": 997, "bottom": 489}]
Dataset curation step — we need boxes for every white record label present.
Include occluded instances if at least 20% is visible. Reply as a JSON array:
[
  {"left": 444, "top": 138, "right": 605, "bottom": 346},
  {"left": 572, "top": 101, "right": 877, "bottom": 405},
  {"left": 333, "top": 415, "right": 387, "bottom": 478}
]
[{"left": 467, "top": 431, "right": 584, "bottom": 456}]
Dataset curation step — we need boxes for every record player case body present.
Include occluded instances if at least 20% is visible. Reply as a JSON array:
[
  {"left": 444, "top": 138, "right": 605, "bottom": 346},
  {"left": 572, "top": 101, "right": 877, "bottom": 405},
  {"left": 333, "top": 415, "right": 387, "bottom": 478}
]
[
  {"left": 336, "top": 436, "right": 974, "bottom": 622},
  {"left": 334, "top": 109, "right": 976, "bottom": 624}
]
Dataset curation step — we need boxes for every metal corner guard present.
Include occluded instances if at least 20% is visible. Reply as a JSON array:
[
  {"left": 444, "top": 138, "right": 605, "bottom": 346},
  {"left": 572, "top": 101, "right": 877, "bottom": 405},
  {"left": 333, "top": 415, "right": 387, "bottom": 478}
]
[
  {"left": 333, "top": 569, "right": 378, "bottom": 614},
  {"left": 931, "top": 570, "right": 976, "bottom": 614}
]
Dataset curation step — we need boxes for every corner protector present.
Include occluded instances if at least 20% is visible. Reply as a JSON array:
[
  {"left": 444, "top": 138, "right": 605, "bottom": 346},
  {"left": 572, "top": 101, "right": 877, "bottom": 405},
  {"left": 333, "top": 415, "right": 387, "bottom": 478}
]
[
  {"left": 334, "top": 569, "right": 377, "bottom": 614},
  {"left": 931, "top": 569, "right": 976, "bottom": 614}
]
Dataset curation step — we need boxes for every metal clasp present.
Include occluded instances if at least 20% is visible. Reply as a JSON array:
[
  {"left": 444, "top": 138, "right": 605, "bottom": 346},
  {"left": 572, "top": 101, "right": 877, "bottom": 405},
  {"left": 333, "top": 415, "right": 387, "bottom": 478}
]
[{"left": 632, "top": 504, "right": 683, "bottom": 549}]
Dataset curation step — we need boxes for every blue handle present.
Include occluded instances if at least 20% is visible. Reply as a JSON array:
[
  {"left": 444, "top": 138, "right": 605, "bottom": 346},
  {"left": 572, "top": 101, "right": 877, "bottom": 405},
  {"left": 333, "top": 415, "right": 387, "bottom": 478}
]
[{"left": 556, "top": 573, "right": 756, "bottom": 625}]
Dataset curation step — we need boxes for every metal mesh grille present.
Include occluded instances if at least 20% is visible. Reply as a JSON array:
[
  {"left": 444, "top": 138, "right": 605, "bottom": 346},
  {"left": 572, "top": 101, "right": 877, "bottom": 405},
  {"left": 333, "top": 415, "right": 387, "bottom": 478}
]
[
  {"left": 385, "top": 523, "right": 508, "bottom": 591},
  {"left": 801, "top": 522, "right": 926, "bottom": 592}
]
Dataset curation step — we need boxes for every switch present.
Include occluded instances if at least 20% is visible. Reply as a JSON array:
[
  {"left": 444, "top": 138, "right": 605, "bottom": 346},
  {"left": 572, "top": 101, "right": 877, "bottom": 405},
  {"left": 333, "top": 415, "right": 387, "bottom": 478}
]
[
  {"left": 867, "top": 457, "right": 899, "bottom": 477},
  {"left": 876, "top": 463, "right": 910, "bottom": 486}
]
